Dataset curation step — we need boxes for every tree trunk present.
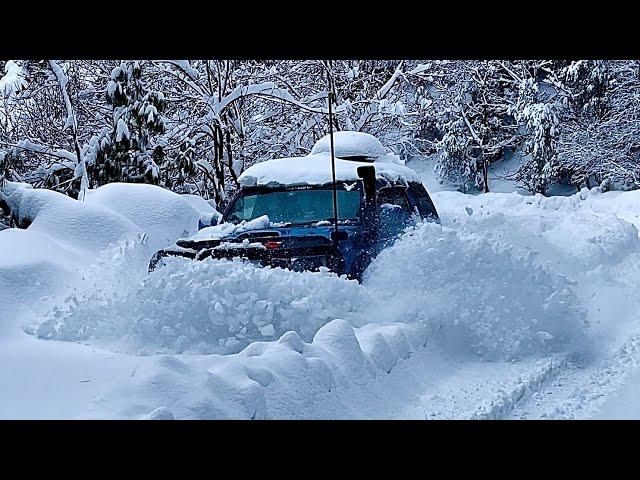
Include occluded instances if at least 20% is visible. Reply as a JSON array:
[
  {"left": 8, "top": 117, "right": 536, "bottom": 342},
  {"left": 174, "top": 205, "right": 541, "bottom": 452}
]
[
  {"left": 211, "top": 123, "right": 226, "bottom": 204},
  {"left": 482, "top": 158, "right": 490, "bottom": 193},
  {"left": 225, "top": 128, "right": 239, "bottom": 187}
]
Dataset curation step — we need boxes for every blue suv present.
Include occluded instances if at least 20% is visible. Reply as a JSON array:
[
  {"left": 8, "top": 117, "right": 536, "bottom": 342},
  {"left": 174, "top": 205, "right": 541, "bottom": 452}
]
[{"left": 150, "top": 138, "right": 439, "bottom": 281}]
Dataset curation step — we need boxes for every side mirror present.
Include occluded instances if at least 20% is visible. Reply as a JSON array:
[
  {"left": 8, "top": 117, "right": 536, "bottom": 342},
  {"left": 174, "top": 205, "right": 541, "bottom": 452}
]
[
  {"left": 357, "top": 165, "right": 376, "bottom": 204},
  {"left": 198, "top": 211, "right": 222, "bottom": 230}
]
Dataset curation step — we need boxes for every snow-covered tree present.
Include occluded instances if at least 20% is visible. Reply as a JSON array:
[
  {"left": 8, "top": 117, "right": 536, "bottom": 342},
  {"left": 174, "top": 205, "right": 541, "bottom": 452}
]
[
  {"left": 516, "top": 100, "right": 561, "bottom": 193},
  {"left": 0, "top": 60, "right": 110, "bottom": 197},
  {"left": 2, "top": 59, "right": 640, "bottom": 200},
  {"left": 91, "top": 61, "right": 166, "bottom": 186},
  {"left": 554, "top": 61, "right": 640, "bottom": 190},
  {"left": 431, "top": 61, "right": 524, "bottom": 192},
  {"left": 511, "top": 64, "right": 564, "bottom": 194}
]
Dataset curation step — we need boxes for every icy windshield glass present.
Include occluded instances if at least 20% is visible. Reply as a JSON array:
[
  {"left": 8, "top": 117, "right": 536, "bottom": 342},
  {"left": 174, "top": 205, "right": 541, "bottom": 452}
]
[{"left": 225, "top": 187, "right": 362, "bottom": 225}]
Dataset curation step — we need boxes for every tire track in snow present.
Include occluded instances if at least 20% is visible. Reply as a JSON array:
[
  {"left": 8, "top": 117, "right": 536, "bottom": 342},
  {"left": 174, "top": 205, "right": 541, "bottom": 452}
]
[
  {"left": 415, "top": 354, "right": 572, "bottom": 420},
  {"left": 469, "top": 355, "right": 572, "bottom": 420},
  {"left": 508, "top": 333, "right": 640, "bottom": 419}
]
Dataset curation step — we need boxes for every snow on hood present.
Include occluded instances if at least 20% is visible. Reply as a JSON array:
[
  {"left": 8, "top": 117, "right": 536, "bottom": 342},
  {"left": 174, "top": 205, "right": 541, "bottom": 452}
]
[
  {"left": 188, "top": 215, "right": 271, "bottom": 241},
  {"left": 310, "top": 131, "right": 390, "bottom": 160},
  {"left": 238, "top": 152, "right": 420, "bottom": 188}
]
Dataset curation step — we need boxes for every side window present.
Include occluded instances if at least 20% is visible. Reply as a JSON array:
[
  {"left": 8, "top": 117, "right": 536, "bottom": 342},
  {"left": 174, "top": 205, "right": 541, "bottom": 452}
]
[
  {"left": 408, "top": 182, "right": 438, "bottom": 219},
  {"left": 378, "top": 187, "right": 411, "bottom": 213}
]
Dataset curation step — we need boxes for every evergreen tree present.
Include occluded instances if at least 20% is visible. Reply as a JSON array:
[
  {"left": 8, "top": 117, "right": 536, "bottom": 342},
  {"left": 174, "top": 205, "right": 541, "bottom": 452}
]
[
  {"left": 91, "top": 61, "right": 166, "bottom": 186},
  {"left": 514, "top": 73, "right": 562, "bottom": 194}
]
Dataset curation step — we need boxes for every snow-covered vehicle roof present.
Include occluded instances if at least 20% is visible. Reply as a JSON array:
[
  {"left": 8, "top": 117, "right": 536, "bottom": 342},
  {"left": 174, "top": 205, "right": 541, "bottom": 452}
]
[
  {"left": 238, "top": 131, "right": 420, "bottom": 188},
  {"left": 238, "top": 153, "right": 420, "bottom": 188}
]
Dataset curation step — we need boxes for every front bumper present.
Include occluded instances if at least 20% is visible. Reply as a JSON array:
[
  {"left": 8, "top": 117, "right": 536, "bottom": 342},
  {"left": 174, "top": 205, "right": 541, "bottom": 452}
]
[{"left": 149, "top": 234, "right": 346, "bottom": 275}]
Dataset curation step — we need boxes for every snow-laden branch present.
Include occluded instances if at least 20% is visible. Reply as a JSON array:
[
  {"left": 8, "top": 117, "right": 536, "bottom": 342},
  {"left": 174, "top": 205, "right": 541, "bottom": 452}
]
[
  {"left": 49, "top": 61, "right": 76, "bottom": 133},
  {"left": 160, "top": 60, "right": 200, "bottom": 80},
  {"left": 355, "top": 62, "right": 405, "bottom": 131},
  {"left": 11, "top": 139, "right": 77, "bottom": 162},
  {"left": 151, "top": 61, "right": 209, "bottom": 101},
  {"left": 48, "top": 61, "right": 88, "bottom": 200},
  {"left": 212, "top": 82, "right": 346, "bottom": 117},
  {"left": 461, "top": 108, "right": 482, "bottom": 144}
]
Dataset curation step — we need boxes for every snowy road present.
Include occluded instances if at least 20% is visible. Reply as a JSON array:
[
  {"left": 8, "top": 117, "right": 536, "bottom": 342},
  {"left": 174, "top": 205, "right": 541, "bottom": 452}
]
[{"left": 2, "top": 182, "right": 640, "bottom": 418}]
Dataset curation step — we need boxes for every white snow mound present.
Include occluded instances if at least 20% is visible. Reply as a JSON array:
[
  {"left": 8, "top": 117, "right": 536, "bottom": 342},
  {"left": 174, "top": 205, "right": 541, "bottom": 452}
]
[
  {"left": 1, "top": 181, "right": 142, "bottom": 256},
  {"left": 311, "top": 131, "right": 390, "bottom": 160},
  {"left": 85, "top": 183, "right": 205, "bottom": 251}
]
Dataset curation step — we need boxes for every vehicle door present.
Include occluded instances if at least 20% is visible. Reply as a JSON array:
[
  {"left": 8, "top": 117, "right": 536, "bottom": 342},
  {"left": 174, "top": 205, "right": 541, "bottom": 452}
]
[
  {"left": 377, "top": 186, "right": 413, "bottom": 248},
  {"left": 406, "top": 182, "right": 439, "bottom": 222}
]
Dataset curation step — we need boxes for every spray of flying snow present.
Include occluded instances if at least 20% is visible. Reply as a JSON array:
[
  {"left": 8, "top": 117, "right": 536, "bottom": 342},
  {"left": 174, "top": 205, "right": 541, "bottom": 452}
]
[
  {"left": 363, "top": 221, "right": 588, "bottom": 360},
  {"left": 33, "top": 219, "right": 588, "bottom": 361},
  {"left": 34, "top": 256, "right": 368, "bottom": 355}
]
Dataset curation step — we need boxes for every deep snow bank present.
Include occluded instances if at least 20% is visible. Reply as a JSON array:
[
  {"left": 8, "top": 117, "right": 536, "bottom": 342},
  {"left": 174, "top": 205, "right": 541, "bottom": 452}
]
[
  {"left": 84, "top": 183, "right": 208, "bottom": 251},
  {"left": 0, "top": 182, "right": 142, "bottom": 256},
  {"left": 88, "top": 319, "right": 428, "bottom": 419},
  {"left": 0, "top": 183, "right": 142, "bottom": 326},
  {"left": 0, "top": 182, "right": 212, "bottom": 328},
  {"left": 0, "top": 228, "right": 80, "bottom": 332}
]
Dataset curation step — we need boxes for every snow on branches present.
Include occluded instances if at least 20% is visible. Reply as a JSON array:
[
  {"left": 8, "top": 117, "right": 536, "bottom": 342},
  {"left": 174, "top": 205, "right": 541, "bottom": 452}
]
[{"left": 1, "top": 59, "right": 640, "bottom": 199}]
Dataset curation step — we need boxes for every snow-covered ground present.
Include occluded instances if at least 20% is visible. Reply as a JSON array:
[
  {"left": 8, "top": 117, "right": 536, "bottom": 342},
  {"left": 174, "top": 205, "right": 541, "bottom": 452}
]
[{"left": 2, "top": 176, "right": 640, "bottom": 419}]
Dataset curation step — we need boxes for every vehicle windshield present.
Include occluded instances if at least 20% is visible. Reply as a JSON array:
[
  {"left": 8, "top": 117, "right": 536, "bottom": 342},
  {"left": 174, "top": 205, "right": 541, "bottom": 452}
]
[{"left": 225, "top": 186, "right": 362, "bottom": 225}]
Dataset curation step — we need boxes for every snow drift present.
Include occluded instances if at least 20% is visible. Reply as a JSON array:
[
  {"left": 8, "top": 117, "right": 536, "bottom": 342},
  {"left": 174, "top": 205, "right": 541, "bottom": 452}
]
[
  {"left": 0, "top": 182, "right": 212, "bottom": 329},
  {"left": 0, "top": 181, "right": 142, "bottom": 256},
  {"left": 84, "top": 183, "right": 212, "bottom": 251}
]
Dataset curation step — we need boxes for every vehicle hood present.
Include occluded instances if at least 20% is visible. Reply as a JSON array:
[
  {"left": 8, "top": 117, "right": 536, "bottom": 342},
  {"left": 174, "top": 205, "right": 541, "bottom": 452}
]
[{"left": 174, "top": 215, "right": 361, "bottom": 251}]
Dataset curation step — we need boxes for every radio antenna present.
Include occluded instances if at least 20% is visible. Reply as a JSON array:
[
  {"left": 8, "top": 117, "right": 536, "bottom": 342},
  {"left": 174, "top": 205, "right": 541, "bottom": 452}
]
[{"left": 327, "top": 68, "right": 339, "bottom": 241}]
